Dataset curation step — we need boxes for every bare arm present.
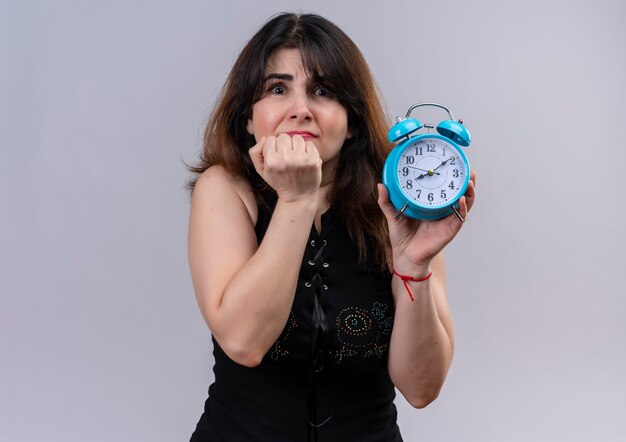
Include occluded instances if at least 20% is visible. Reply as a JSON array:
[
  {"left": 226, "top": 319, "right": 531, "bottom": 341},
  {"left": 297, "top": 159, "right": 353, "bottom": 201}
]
[
  {"left": 377, "top": 171, "right": 476, "bottom": 407},
  {"left": 188, "top": 135, "right": 321, "bottom": 367},
  {"left": 387, "top": 253, "right": 454, "bottom": 408}
]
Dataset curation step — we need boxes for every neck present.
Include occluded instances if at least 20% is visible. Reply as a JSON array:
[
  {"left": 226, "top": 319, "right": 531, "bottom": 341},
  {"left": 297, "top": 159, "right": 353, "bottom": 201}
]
[{"left": 320, "top": 156, "right": 338, "bottom": 188}]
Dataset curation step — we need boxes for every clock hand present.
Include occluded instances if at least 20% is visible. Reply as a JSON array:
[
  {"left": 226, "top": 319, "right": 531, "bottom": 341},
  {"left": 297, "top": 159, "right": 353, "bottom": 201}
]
[
  {"left": 431, "top": 158, "right": 451, "bottom": 172},
  {"left": 407, "top": 166, "right": 440, "bottom": 174},
  {"left": 417, "top": 159, "right": 451, "bottom": 179},
  {"left": 415, "top": 167, "right": 444, "bottom": 179}
]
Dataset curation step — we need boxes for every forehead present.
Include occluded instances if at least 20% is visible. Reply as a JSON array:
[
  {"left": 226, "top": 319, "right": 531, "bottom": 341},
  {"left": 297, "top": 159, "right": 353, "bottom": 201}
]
[{"left": 265, "top": 48, "right": 306, "bottom": 76}]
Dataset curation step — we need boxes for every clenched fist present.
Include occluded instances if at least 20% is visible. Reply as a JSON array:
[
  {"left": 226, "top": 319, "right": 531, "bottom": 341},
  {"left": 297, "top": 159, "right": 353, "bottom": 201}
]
[{"left": 249, "top": 134, "right": 323, "bottom": 202}]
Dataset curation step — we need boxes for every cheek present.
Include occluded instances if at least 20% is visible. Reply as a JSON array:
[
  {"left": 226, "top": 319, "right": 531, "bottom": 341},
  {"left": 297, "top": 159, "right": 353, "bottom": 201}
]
[
  {"left": 325, "top": 109, "right": 349, "bottom": 138},
  {"left": 249, "top": 102, "right": 282, "bottom": 136}
]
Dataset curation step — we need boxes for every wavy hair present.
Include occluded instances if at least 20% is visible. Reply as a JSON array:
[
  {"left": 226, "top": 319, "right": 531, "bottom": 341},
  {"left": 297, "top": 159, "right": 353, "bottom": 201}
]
[{"left": 188, "top": 12, "right": 392, "bottom": 269}]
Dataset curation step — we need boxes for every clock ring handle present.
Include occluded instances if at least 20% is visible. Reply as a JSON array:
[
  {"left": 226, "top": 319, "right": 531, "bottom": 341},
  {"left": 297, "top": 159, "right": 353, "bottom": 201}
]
[
  {"left": 397, "top": 102, "right": 471, "bottom": 147},
  {"left": 403, "top": 103, "right": 456, "bottom": 121}
]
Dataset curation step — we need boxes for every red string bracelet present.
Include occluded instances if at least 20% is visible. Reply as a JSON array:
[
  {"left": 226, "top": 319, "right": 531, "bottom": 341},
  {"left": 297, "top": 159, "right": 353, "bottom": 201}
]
[{"left": 392, "top": 269, "right": 433, "bottom": 302}]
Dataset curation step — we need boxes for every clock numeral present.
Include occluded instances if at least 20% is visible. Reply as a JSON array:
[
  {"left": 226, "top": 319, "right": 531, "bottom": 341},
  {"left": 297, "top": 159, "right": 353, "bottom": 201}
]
[
  {"left": 428, "top": 193, "right": 434, "bottom": 202},
  {"left": 416, "top": 189, "right": 421, "bottom": 198},
  {"left": 406, "top": 180, "right": 413, "bottom": 189},
  {"left": 453, "top": 169, "right": 459, "bottom": 178},
  {"left": 406, "top": 156, "right": 415, "bottom": 164},
  {"left": 448, "top": 181, "right": 455, "bottom": 190},
  {"left": 415, "top": 147, "right": 423, "bottom": 156},
  {"left": 427, "top": 143, "right": 436, "bottom": 152},
  {"left": 442, "top": 148, "right": 446, "bottom": 157},
  {"left": 449, "top": 156, "right": 456, "bottom": 165},
  {"left": 441, "top": 190, "right": 447, "bottom": 199},
  {"left": 402, "top": 167, "right": 409, "bottom": 177}
]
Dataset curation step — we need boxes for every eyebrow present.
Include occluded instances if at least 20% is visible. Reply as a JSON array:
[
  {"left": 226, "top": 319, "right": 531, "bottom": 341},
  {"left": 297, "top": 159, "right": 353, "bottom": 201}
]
[
  {"left": 262, "top": 73, "right": 329, "bottom": 87},
  {"left": 263, "top": 73, "right": 293, "bottom": 82}
]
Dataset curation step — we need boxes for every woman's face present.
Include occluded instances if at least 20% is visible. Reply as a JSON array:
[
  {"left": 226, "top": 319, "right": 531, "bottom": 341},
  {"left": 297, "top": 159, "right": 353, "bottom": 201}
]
[{"left": 247, "top": 48, "right": 351, "bottom": 167}]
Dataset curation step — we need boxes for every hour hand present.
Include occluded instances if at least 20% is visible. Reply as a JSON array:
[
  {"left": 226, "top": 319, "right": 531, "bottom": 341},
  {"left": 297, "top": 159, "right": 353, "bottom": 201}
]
[{"left": 416, "top": 169, "right": 441, "bottom": 179}]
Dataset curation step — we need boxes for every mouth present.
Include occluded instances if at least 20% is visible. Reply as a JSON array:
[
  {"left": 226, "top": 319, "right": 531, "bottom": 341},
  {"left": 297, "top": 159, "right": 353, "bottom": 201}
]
[{"left": 285, "top": 131, "right": 317, "bottom": 140}]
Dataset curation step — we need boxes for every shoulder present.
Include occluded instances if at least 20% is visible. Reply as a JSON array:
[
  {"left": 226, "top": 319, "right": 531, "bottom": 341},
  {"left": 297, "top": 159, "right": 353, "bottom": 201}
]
[{"left": 192, "top": 165, "right": 258, "bottom": 227}]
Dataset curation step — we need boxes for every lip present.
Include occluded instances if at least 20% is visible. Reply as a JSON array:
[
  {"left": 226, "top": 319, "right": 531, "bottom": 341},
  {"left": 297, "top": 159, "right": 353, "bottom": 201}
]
[{"left": 285, "top": 131, "right": 317, "bottom": 139}]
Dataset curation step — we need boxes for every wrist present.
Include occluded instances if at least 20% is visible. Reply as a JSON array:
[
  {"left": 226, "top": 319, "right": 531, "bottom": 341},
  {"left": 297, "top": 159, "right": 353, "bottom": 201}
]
[
  {"left": 275, "top": 195, "right": 317, "bottom": 215},
  {"left": 392, "top": 255, "right": 432, "bottom": 278},
  {"left": 391, "top": 267, "right": 433, "bottom": 302}
]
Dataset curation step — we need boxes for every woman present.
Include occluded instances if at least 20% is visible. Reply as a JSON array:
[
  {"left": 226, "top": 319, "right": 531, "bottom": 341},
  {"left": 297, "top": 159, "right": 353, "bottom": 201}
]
[{"left": 187, "top": 12, "right": 476, "bottom": 441}]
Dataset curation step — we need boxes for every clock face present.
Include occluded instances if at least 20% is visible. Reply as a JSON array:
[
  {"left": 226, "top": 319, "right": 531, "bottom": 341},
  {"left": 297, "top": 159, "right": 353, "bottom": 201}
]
[{"left": 396, "top": 137, "right": 468, "bottom": 207}]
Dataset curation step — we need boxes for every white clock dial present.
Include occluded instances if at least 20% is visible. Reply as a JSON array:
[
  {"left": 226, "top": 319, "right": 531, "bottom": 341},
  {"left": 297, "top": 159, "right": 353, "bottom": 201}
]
[{"left": 396, "top": 137, "right": 467, "bottom": 207}]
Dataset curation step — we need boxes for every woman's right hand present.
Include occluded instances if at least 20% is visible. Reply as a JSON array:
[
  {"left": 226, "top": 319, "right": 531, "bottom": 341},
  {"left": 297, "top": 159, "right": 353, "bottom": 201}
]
[{"left": 249, "top": 134, "right": 322, "bottom": 203}]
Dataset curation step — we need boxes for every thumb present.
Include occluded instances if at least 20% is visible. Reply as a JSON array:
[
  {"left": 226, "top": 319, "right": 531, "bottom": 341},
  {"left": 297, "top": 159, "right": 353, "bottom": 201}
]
[
  {"left": 377, "top": 183, "right": 398, "bottom": 223},
  {"left": 248, "top": 137, "right": 266, "bottom": 174}
]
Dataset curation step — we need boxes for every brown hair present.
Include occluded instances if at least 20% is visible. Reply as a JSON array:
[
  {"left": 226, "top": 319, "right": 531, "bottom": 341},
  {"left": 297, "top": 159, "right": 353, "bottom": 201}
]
[{"left": 188, "top": 12, "right": 392, "bottom": 269}]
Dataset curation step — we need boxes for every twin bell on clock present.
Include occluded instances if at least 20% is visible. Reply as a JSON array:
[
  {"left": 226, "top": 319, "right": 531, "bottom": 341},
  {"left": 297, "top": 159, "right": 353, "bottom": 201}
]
[{"left": 382, "top": 103, "right": 472, "bottom": 222}]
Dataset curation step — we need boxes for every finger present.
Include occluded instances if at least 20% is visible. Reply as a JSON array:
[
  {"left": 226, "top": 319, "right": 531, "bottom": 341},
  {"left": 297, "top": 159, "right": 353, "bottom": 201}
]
[
  {"left": 463, "top": 177, "right": 476, "bottom": 213},
  {"left": 275, "top": 133, "right": 292, "bottom": 153},
  {"left": 248, "top": 136, "right": 266, "bottom": 173},
  {"left": 263, "top": 136, "right": 282, "bottom": 171},
  {"left": 291, "top": 134, "right": 306, "bottom": 152},
  {"left": 304, "top": 141, "right": 321, "bottom": 167},
  {"left": 470, "top": 169, "right": 477, "bottom": 188},
  {"left": 304, "top": 140, "right": 319, "bottom": 156},
  {"left": 457, "top": 195, "right": 468, "bottom": 220},
  {"left": 304, "top": 141, "right": 322, "bottom": 171}
]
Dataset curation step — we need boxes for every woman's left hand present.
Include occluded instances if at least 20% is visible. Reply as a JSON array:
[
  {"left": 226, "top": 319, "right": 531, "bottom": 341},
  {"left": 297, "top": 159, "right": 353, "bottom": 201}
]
[{"left": 377, "top": 171, "right": 477, "bottom": 270}]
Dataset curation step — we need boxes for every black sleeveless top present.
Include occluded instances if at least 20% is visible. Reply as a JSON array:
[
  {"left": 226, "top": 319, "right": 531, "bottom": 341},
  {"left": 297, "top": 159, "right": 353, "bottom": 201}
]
[{"left": 191, "top": 203, "right": 402, "bottom": 441}]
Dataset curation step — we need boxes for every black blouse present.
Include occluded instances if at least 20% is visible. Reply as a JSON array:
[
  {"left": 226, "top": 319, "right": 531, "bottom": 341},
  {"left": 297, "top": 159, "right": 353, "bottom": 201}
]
[{"left": 191, "top": 204, "right": 402, "bottom": 441}]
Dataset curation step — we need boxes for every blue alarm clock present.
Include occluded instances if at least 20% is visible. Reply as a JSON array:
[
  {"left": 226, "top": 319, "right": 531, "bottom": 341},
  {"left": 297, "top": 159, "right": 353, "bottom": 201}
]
[{"left": 382, "top": 103, "right": 471, "bottom": 221}]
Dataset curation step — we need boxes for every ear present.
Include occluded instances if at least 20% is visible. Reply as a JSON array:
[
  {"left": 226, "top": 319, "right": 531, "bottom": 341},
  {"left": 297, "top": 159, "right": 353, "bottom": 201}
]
[
  {"left": 346, "top": 127, "right": 354, "bottom": 140},
  {"left": 246, "top": 117, "right": 254, "bottom": 136}
]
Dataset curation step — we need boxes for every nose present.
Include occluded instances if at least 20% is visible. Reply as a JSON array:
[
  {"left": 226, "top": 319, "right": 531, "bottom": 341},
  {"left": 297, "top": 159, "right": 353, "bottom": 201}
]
[{"left": 289, "top": 93, "right": 312, "bottom": 121}]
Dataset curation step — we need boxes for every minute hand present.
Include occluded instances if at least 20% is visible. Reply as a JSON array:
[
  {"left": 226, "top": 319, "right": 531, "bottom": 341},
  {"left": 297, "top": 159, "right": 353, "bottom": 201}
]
[
  {"left": 416, "top": 159, "right": 450, "bottom": 179},
  {"left": 432, "top": 158, "right": 451, "bottom": 172}
]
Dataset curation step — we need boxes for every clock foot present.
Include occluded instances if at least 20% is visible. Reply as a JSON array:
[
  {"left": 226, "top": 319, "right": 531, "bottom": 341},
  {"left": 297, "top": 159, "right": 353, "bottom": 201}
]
[
  {"left": 395, "top": 203, "right": 409, "bottom": 221},
  {"left": 452, "top": 206, "right": 465, "bottom": 223}
]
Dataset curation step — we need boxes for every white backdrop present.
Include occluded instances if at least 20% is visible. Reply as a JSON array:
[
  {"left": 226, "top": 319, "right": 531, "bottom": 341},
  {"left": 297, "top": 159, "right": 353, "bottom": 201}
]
[{"left": 2, "top": 0, "right": 625, "bottom": 440}]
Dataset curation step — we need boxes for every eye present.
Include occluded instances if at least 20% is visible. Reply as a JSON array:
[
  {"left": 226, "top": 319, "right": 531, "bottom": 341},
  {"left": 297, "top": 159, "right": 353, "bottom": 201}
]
[
  {"left": 269, "top": 84, "right": 286, "bottom": 95},
  {"left": 313, "top": 86, "right": 332, "bottom": 97}
]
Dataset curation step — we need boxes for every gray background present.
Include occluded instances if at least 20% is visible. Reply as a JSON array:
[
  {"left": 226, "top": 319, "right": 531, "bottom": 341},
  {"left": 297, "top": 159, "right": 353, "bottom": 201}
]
[{"left": 2, "top": 0, "right": 625, "bottom": 440}]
